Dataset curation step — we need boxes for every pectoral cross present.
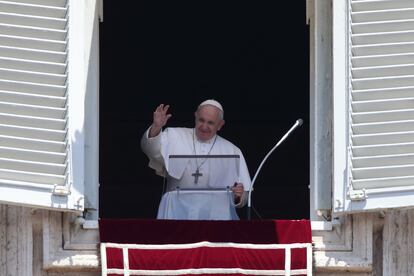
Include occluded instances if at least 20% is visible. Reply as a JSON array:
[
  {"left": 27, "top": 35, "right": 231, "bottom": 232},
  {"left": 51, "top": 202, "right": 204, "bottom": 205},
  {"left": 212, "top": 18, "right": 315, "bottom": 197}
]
[{"left": 192, "top": 169, "right": 203, "bottom": 184}]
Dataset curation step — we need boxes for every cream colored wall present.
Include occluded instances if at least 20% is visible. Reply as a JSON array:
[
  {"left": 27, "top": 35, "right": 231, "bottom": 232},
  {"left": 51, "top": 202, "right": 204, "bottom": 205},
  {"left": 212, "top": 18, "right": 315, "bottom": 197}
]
[{"left": 0, "top": 204, "right": 99, "bottom": 276}]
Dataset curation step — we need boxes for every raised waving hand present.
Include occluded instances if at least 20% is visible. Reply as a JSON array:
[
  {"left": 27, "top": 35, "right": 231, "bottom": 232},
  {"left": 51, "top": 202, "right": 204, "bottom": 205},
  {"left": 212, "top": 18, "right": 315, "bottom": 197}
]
[{"left": 149, "top": 104, "right": 172, "bottom": 137}]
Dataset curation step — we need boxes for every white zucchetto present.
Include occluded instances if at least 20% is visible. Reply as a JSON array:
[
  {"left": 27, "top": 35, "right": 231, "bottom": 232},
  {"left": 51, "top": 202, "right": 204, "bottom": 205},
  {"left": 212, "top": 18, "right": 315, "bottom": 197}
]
[{"left": 198, "top": 99, "right": 224, "bottom": 113}]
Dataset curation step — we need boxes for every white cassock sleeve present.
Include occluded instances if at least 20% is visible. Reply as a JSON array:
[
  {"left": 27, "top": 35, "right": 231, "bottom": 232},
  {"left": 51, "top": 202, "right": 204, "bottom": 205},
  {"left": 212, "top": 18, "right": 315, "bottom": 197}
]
[
  {"left": 235, "top": 149, "right": 251, "bottom": 208},
  {"left": 140, "top": 127, "right": 166, "bottom": 177},
  {"left": 210, "top": 136, "right": 252, "bottom": 208},
  {"left": 141, "top": 127, "right": 191, "bottom": 179}
]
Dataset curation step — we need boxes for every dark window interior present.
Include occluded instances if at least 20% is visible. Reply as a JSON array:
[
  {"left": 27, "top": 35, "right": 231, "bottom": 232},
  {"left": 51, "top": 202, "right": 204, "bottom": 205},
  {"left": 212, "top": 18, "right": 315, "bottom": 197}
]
[{"left": 99, "top": 1, "right": 310, "bottom": 219}]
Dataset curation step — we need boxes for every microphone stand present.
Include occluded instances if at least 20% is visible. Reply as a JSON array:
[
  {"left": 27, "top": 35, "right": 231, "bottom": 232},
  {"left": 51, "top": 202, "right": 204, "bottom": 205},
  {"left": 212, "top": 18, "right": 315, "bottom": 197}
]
[{"left": 247, "top": 119, "right": 303, "bottom": 220}]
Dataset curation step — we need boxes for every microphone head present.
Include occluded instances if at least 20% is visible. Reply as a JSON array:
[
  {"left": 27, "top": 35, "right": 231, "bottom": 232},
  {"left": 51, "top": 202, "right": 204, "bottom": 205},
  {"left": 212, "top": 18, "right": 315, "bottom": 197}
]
[{"left": 296, "top": 118, "right": 303, "bottom": 126}]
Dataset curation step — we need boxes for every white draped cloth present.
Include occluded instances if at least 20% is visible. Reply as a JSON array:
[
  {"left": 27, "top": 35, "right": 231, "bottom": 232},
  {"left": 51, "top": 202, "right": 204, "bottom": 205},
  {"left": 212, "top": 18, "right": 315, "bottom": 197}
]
[{"left": 141, "top": 127, "right": 252, "bottom": 220}]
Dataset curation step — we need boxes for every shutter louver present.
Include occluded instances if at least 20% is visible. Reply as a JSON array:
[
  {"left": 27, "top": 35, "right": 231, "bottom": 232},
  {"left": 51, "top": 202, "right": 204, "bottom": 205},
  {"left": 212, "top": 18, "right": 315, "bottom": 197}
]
[
  {"left": 350, "top": 0, "right": 414, "bottom": 193},
  {"left": 0, "top": 1, "right": 68, "bottom": 190}
]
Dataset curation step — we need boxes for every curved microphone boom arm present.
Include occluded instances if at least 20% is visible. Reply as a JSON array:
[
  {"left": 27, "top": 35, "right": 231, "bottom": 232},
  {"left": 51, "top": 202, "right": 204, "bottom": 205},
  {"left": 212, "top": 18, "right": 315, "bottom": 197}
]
[{"left": 247, "top": 119, "right": 303, "bottom": 220}]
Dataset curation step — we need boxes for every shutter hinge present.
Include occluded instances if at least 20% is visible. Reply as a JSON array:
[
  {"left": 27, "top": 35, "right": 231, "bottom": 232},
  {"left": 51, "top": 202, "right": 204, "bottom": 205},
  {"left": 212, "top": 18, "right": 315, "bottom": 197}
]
[
  {"left": 52, "top": 185, "right": 71, "bottom": 196},
  {"left": 348, "top": 189, "right": 367, "bottom": 201}
]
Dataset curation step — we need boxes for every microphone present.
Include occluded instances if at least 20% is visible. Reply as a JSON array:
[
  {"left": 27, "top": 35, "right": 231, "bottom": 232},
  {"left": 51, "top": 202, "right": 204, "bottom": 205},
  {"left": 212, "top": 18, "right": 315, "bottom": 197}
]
[{"left": 247, "top": 118, "right": 304, "bottom": 220}]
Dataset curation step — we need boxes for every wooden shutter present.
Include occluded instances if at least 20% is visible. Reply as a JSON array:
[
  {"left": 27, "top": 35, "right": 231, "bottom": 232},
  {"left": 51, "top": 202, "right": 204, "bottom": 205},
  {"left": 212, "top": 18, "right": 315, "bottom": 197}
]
[
  {"left": 334, "top": 0, "right": 414, "bottom": 213},
  {"left": 0, "top": 0, "right": 84, "bottom": 211}
]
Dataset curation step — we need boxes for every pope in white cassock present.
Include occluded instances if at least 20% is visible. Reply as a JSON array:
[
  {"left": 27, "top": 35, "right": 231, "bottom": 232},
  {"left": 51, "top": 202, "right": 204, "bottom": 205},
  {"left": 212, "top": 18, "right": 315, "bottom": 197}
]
[{"left": 141, "top": 99, "right": 252, "bottom": 220}]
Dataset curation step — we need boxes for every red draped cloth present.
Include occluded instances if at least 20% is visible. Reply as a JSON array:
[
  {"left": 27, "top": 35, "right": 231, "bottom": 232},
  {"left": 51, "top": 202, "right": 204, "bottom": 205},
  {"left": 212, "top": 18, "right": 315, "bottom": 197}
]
[{"left": 99, "top": 219, "right": 312, "bottom": 276}]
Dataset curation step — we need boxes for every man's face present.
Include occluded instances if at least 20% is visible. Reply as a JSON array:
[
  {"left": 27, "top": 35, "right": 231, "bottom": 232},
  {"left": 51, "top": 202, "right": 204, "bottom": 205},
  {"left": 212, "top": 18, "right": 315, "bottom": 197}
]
[{"left": 194, "top": 105, "right": 224, "bottom": 141}]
